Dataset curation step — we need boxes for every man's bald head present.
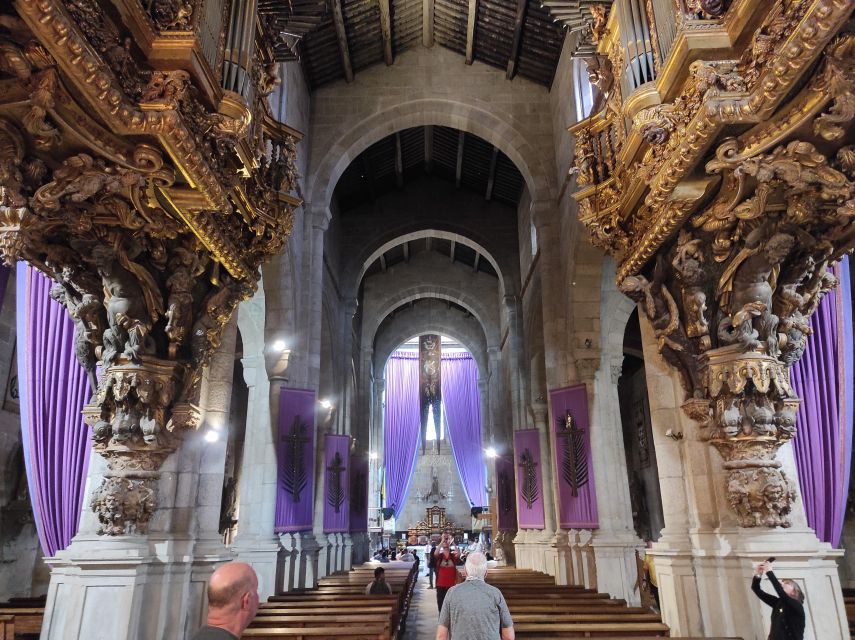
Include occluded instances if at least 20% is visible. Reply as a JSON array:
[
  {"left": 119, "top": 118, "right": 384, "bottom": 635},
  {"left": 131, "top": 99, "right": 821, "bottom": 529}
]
[{"left": 208, "top": 562, "right": 258, "bottom": 611}]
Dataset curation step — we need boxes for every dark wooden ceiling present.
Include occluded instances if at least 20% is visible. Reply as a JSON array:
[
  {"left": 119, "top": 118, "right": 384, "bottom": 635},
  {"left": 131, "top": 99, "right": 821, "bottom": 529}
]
[
  {"left": 364, "top": 236, "right": 499, "bottom": 280},
  {"left": 260, "top": 0, "right": 567, "bottom": 88},
  {"left": 334, "top": 125, "right": 525, "bottom": 211}
]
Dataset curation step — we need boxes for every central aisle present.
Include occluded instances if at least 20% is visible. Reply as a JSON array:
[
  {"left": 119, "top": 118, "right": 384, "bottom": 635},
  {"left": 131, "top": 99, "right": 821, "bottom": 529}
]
[{"left": 402, "top": 572, "right": 440, "bottom": 640}]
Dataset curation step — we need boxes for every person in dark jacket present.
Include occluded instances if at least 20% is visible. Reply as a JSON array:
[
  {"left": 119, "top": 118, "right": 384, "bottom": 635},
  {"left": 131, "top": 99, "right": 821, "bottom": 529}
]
[
  {"left": 365, "top": 566, "right": 393, "bottom": 595},
  {"left": 751, "top": 560, "right": 805, "bottom": 640}
]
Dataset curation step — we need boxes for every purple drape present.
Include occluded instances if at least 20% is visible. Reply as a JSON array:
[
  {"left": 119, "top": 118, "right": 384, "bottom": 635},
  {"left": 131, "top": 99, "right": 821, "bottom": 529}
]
[
  {"left": 550, "top": 384, "right": 599, "bottom": 528},
  {"left": 323, "top": 434, "right": 350, "bottom": 533},
  {"left": 440, "top": 353, "right": 487, "bottom": 507},
  {"left": 791, "top": 256, "right": 853, "bottom": 548},
  {"left": 383, "top": 352, "right": 421, "bottom": 518},
  {"left": 17, "top": 264, "right": 91, "bottom": 557},
  {"left": 514, "top": 429, "right": 545, "bottom": 529},
  {"left": 274, "top": 387, "right": 317, "bottom": 533},
  {"left": 349, "top": 454, "right": 369, "bottom": 533},
  {"left": 495, "top": 455, "right": 517, "bottom": 531}
]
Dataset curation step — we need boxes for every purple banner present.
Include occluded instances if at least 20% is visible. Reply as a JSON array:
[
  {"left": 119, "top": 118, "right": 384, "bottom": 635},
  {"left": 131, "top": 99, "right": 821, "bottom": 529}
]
[
  {"left": 349, "top": 454, "right": 369, "bottom": 533},
  {"left": 514, "top": 429, "right": 545, "bottom": 529},
  {"left": 550, "top": 384, "right": 599, "bottom": 529},
  {"left": 495, "top": 455, "right": 518, "bottom": 531},
  {"left": 323, "top": 434, "right": 351, "bottom": 533},
  {"left": 274, "top": 387, "right": 316, "bottom": 533}
]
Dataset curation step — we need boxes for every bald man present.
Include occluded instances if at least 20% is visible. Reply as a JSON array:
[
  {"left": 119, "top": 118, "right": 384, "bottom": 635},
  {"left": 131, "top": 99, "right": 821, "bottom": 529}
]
[{"left": 192, "top": 562, "right": 260, "bottom": 640}]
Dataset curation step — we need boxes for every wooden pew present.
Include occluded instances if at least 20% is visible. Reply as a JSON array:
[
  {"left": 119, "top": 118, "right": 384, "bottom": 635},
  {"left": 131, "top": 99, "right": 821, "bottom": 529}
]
[
  {"left": 0, "top": 607, "right": 43, "bottom": 637},
  {"left": 0, "top": 615, "right": 13, "bottom": 640}
]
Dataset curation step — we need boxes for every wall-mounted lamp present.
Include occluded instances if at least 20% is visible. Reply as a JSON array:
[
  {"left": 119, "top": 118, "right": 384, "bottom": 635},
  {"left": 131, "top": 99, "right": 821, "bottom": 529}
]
[
  {"left": 319, "top": 399, "right": 332, "bottom": 410},
  {"left": 485, "top": 447, "right": 498, "bottom": 459},
  {"left": 204, "top": 430, "right": 220, "bottom": 443},
  {"left": 272, "top": 339, "right": 288, "bottom": 353},
  {"left": 369, "top": 452, "right": 378, "bottom": 461},
  {"left": 665, "top": 428, "right": 683, "bottom": 441}
]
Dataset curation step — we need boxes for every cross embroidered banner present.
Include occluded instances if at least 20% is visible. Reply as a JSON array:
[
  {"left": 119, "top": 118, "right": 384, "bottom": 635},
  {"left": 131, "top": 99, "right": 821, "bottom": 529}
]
[
  {"left": 323, "top": 434, "right": 351, "bottom": 533},
  {"left": 349, "top": 454, "right": 369, "bottom": 533},
  {"left": 495, "top": 455, "right": 518, "bottom": 531},
  {"left": 274, "top": 387, "right": 316, "bottom": 533},
  {"left": 514, "top": 429, "right": 545, "bottom": 529},
  {"left": 550, "top": 384, "right": 599, "bottom": 528}
]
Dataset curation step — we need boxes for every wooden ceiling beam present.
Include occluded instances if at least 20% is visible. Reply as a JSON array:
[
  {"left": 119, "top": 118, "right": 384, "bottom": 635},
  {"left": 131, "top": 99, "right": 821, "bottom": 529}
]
[
  {"left": 329, "top": 0, "right": 354, "bottom": 82},
  {"left": 424, "top": 125, "right": 434, "bottom": 173},
  {"left": 379, "top": 0, "right": 394, "bottom": 65},
  {"left": 485, "top": 146, "right": 498, "bottom": 201},
  {"left": 423, "top": 0, "right": 435, "bottom": 47},
  {"left": 505, "top": 0, "right": 527, "bottom": 80},
  {"left": 465, "top": 0, "right": 478, "bottom": 64},
  {"left": 395, "top": 131, "right": 404, "bottom": 188},
  {"left": 455, "top": 130, "right": 465, "bottom": 188}
]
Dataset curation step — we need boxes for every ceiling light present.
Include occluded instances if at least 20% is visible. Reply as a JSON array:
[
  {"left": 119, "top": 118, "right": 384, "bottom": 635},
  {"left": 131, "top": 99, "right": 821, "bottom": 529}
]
[
  {"left": 319, "top": 399, "right": 332, "bottom": 409},
  {"left": 485, "top": 447, "right": 498, "bottom": 458},
  {"left": 204, "top": 430, "right": 220, "bottom": 443},
  {"left": 272, "top": 339, "right": 287, "bottom": 353}
]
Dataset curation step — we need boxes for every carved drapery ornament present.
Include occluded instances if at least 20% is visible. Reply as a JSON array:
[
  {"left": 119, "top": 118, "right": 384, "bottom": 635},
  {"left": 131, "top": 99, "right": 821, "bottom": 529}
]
[
  {"left": 574, "top": 0, "right": 855, "bottom": 528},
  {"left": 0, "top": 0, "right": 300, "bottom": 534}
]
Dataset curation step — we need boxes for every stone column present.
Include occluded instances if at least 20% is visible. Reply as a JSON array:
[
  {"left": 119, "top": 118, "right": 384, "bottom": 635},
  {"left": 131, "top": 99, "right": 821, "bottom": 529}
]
[
  {"left": 588, "top": 356, "right": 644, "bottom": 603},
  {"left": 231, "top": 350, "right": 279, "bottom": 599},
  {"left": 477, "top": 378, "right": 490, "bottom": 444}
]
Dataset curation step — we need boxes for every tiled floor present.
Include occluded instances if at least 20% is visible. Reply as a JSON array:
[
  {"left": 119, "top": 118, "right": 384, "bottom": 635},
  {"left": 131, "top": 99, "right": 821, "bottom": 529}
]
[{"left": 403, "top": 572, "right": 440, "bottom": 640}]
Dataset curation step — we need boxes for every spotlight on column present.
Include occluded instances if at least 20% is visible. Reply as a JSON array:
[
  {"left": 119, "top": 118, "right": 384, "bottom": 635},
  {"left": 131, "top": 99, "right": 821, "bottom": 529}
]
[
  {"left": 485, "top": 447, "right": 498, "bottom": 459},
  {"left": 272, "top": 339, "right": 287, "bottom": 353},
  {"left": 319, "top": 399, "right": 332, "bottom": 409},
  {"left": 204, "top": 430, "right": 220, "bottom": 443}
]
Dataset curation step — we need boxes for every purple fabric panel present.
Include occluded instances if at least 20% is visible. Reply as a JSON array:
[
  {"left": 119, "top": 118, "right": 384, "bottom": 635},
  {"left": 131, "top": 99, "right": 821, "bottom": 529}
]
[
  {"left": 549, "top": 384, "right": 599, "bottom": 529},
  {"left": 17, "top": 265, "right": 91, "bottom": 557},
  {"left": 514, "top": 429, "right": 545, "bottom": 529},
  {"left": 274, "top": 387, "right": 316, "bottom": 533},
  {"left": 349, "top": 454, "right": 369, "bottom": 532},
  {"left": 791, "top": 256, "right": 853, "bottom": 547},
  {"left": 440, "top": 353, "right": 488, "bottom": 508},
  {"left": 495, "top": 455, "right": 517, "bottom": 531},
  {"left": 383, "top": 352, "right": 421, "bottom": 518},
  {"left": 323, "top": 434, "right": 351, "bottom": 533}
]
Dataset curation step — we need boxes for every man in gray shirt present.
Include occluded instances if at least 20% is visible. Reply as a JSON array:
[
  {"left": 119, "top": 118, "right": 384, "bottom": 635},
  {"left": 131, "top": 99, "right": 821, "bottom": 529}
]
[{"left": 436, "top": 552, "right": 515, "bottom": 640}]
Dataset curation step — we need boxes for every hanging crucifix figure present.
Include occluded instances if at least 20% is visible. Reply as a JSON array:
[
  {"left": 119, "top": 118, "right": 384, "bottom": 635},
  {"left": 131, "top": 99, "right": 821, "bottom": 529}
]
[{"left": 419, "top": 334, "right": 442, "bottom": 454}]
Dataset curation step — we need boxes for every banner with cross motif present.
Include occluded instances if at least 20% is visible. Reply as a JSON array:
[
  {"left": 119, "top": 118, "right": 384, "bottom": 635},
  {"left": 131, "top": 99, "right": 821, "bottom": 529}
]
[
  {"left": 274, "top": 387, "right": 316, "bottom": 533},
  {"left": 550, "top": 384, "right": 599, "bottom": 529},
  {"left": 513, "top": 429, "right": 545, "bottom": 529},
  {"left": 323, "top": 434, "right": 351, "bottom": 533},
  {"left": 349, "top": 454, "right": 369, "bottom": 533}
]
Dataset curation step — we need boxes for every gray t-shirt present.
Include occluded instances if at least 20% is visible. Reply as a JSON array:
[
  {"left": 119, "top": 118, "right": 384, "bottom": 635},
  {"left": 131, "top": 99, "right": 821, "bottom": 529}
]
[
  {"left": 190, "top": 626, "right": 238, "bottom": 640},
  {"left": 438, "top": 578, "right": 513, "bottom": 640}
]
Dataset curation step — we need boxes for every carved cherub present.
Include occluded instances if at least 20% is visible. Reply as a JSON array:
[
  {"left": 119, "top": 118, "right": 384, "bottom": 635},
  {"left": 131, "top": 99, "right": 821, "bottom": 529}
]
[
  {"left": 717, "top": 230, "right": 795, "bottom": 356},
  {"left": 719, "top": 396, "right": 742, "bottom": 438},
  {"left": 141, "top": 70, "right": 191, "bottom": 106},
  {"left": 588, "top": 4, "right": 608, "bottom": 44},
  {"left": 672, "top": 230, "right": 710, "bottom": 348},
  {"left": 743, "top": 394, "right": 776, "bottom": 437}
]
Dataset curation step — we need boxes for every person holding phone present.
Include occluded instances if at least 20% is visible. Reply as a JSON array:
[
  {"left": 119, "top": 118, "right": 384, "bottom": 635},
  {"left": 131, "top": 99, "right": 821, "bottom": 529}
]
[
  {"left": 434, "top": 534, "right": 460, "bottom": 614},
  {"left": 751, "top": 558, "right": 805, "bottom": 640}
]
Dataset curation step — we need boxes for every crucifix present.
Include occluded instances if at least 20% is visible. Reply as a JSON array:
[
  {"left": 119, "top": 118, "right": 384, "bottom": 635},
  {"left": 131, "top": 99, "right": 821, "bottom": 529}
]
[
  {"left": 327, "top": 451, "right": 346, "bottom": 513},
  {"left": 555, "top": 410, "right": 589, "bottom": 497},
  {"left": 280, "top": 415, "right": 310, "bottom": 502}
]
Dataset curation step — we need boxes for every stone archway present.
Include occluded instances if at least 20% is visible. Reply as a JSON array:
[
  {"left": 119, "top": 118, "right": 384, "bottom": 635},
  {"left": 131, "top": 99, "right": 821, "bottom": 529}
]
[{"left": 306, "top": 98, "right": 556, "bottom": 214}]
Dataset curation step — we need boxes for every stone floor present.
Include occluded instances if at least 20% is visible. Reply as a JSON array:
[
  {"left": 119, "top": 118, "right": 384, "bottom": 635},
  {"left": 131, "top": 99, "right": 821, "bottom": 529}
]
[{"left": 403, "top": 572, "right": 440, "bottom": 640}]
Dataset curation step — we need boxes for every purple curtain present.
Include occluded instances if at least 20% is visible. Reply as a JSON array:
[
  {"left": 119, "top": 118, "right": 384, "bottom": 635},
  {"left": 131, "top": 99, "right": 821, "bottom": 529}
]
[
  {"left": 323, "top": 434, "right": 350, "bottom": 533},
  {"left": 17, "top": 264, "right": 91, "bottom": 557},
  {"left": 791, "top": 256, "right": 853, "bottom": 548},
  {"left": 274, "top": 387, "right": 317, "bottom": 533},
  {"left": 349, "top": 454, "right": 369, "bottom": 533},
  {"left": 549, "top": 384, "right": 599, "bottom": 528},
  {"left": 440, "top": 353, "right": 487, "bottom": 508},
  {"left": 383, "top": 352, "right": 420, "bottom": 518},
  {"left": 514, "top": 429, "right": 545, "bottom": 529}
]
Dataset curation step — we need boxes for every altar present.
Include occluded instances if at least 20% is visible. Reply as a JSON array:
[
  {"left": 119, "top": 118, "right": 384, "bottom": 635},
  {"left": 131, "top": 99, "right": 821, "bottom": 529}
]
[{"left": 406, "top": 506, "right": 464, "bottom": 544}]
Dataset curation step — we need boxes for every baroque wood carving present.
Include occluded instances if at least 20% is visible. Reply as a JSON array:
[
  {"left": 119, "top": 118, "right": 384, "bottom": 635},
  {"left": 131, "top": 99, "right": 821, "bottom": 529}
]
[
  {"left": 0, "top": 0, "right": 301, "bottom": 535},
  {"left": 573, "top": 0, "right": 855, "bottom": 528}
]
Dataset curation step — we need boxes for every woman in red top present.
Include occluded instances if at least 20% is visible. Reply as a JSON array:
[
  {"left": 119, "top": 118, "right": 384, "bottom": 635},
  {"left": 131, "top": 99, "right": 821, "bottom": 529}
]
[{"left": 433, "top": 533, "right": 460, "bottom": 614}]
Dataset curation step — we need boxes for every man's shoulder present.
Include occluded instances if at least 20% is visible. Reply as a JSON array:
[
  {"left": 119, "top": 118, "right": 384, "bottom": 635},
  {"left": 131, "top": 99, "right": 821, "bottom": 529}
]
[{"left": 191, "top": 626, "right": 239, "bottom": 640}]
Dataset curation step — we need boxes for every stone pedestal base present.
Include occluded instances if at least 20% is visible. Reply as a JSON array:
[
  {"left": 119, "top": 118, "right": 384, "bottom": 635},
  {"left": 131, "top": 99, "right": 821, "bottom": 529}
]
[
  {"left": 349, "top": 532, "right": 370, "bottom": 565},
  {"left": 652, "top": 528, "right": 847, "bottom": 640},
  {"left": 513, "top": 529, "right": 555, "bottom": 576},
  {"left": 278, "top": 532, "right": 322, "bottom": 591},
  {"left": 590, "top": 531, "right": 644, "bottom": 604},
  {"left": 232, "top": 535, "right": 280, "bottom": 599},
  {"left": 41, "top": 536, "right": 230, "bottom": 640}
]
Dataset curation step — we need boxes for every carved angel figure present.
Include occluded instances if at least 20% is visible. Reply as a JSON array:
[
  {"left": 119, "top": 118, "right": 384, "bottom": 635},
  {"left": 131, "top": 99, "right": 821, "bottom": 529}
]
[
  {"left": 49, "top": 282, "right": 104, "bottom": 393},
  {"left": 620, "top": 258, "right": 700, "bottom": 399},
  {"left": 672, "top": 230, "right": 710, "bottom": 348}
]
